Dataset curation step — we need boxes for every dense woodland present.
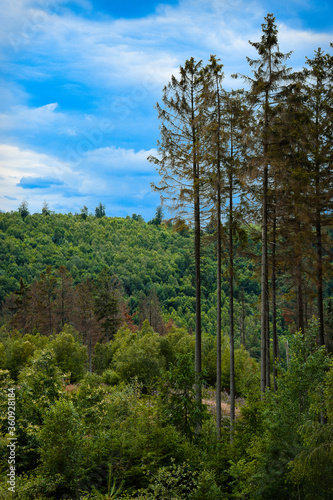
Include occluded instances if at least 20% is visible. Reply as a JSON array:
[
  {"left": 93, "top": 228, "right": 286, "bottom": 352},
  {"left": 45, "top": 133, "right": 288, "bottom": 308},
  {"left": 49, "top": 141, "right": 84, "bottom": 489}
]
[{"left": 1, "top": 13, "right": 333, "bottom": 500}]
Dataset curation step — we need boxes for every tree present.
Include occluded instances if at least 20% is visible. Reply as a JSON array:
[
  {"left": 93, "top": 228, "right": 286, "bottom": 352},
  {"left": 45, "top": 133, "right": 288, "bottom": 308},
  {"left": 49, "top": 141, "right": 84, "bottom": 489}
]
[
  {"left": 80, "top": 205, "right": 89, "bottom": 220},
  {"left": 42, "top": 201, "right": 51, "bottom": 216},
  {"left": 8, "top": 278, "right": 32, "bottom": 334},
  {"left": 30, "top": 266, "right": 57, "bottom": 335},
  {"left": 38, "top": 399, "right": 84, "bottom": 495},
  {"left": 230, "top": 320, "right": 331, "bottom": 499},
  {"left": 149, "top": 205, "right": 164, "bottom": 225},
  {"left": 158, "top": 352, "right": 207, "bottom": 440},
  {"left": 138, "top": 288, "right": 166, "bottom": 335},
  {"left": 148, "top": 57, "right": 207, "bottom": 428},
  {"left": 246, "top": 13, "right": 291, "bottom": 393},
  {"left": 95, "top": 203, "right": 106, "bottom": 218},
  {"left": 54, "top": 266, "right": 75, "bottom": 331},
  {"left": 94, "top": 269, "right": 122, "bottom": 342},
  {"left": 200, "top": 55, "right": 225, "bottom": 437},
  {"left": 50, "top": 326, "right": 87, "bottom": 382},
  {"left": 303, "top": 47, "right": 333, "bottom": 347},
  {"left": 18, "top": 200, "right": 29, "bottom": 219},
  {"left": 74, "top": 279, "right": 101, "bottom": 371}
]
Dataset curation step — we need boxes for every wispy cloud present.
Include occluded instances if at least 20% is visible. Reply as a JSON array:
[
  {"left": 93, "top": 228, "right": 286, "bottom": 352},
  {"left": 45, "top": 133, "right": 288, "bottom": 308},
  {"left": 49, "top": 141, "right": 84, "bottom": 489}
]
[{"left": 0, "top": 143, "right": 160, "bottom": 217}]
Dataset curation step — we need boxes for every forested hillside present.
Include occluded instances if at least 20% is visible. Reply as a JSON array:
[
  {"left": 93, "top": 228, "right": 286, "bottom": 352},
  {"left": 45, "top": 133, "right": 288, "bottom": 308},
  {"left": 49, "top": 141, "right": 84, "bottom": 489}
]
[{"left": 0, "top": 210, "right": 262, "bottom": 354}]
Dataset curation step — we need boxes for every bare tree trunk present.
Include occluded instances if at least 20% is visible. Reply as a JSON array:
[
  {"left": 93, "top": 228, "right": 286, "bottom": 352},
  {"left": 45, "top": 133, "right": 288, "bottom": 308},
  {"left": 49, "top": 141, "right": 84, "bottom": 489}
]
[
  {"left": 295, "top": 258, "right": 304, "bottom": 334},
  {"left": 261, "top": 85, "right": 269, "bottom": 395},
  {"left": 229, "top": 166, "right": 235, "bottom": 440},
  {"left": 272, "top": 199, "right": 278, "bottom": 392},
  {"left": 265, "top": 286, "right": 270, "bottom": 389},
  {"left": 216, "top": 88, "right": 222, "bottom": 438},
  {"left": 316, "top": 208, "right": 325, "bottom": 346},
  {"left": 261, "top": 161, "right": 268, "bottom": 395},
  {"left": 194, "top": 186, "right": 202, "bottom": 432},
  {"left": 193, "top": 94, "right": 202, "bottom": 432},
  {"left": 241, "top": 290, "right": 246, "bottom": 347}
]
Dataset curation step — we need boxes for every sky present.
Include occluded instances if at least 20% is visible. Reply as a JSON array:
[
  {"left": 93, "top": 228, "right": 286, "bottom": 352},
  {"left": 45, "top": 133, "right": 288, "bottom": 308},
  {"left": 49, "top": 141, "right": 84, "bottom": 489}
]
[{"left": 0, "top": 0, "right": 332, "bottom": 220}]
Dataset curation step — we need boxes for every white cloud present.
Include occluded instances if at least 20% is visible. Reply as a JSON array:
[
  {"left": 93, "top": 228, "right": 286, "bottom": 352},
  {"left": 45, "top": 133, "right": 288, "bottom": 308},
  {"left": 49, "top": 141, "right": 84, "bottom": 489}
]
[{"left": 0, "top": 143, "right": 159, "bottom": 216}]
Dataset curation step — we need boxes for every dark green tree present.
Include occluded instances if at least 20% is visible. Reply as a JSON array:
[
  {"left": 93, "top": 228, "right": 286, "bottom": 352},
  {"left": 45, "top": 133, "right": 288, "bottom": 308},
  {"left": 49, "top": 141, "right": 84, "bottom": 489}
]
[
  {"left": 41, "top": 201, "right": 51, "bottom": 216},
  {"left": 94, "top": 269, "right": 122, "bottom": 342},
  {"left": 95, "top": 203, "right": 106, "bottom": 218},
  {"left": 18, "top": 200, "right": 29, "bottom": 219},
  {"left": 149, "top": 205, "right": 164, "bottom": 225},
  {"left": 80, "top": 205, "right": 89, "bottom": 220}
]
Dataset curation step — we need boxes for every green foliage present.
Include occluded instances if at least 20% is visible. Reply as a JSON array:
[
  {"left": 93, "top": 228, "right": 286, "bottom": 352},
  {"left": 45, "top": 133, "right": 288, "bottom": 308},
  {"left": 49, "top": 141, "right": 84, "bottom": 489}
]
[
  {"left": 102, "top": 368, "right": 121, "bottom": 386},
  {"left": 230, "top": 320, "right": 332, "bottom": 499},
  {"left": 38, "top": 398, "right": 85, "bottom": 495},
  {"left": 18, "top": 200, "right": 29, "bottom": 220},
  {"left": 93, "top": 341, "right": 114, "bottom": 373},
  {"left": 142, "top": 460, "right": 223, "bottom": 500},
  {"left": 94, "top": 269, "right": 122, "bottom": 342},
  {"left": 221, "top": 343, "right": 260, "bottom": 397},
  {"left": 148, "top": 205, "right": 164, "bottom": 225},
  {"left": 95, "top": 203, "right": 106, "bottom": 218},
  {"left": 0, "top": 211, "right": 261, "bottom": 344},
  {"left": 81, "top": 464, "right": 124, "bottom": 499},
  {"left": 158, "top": 352, "right": 208, "bottom": 440},
  {"left": 80, "top": 205, "right": 89, "bottom": 220},
  {"left": 50, "top": 325, "right": 87, "bottom": 382},
  {"left": 111, "top": 323, "right": 164, "bottom": 388},
  {"left": 10, "top": 348, "right": 64, "bottom": 472}
]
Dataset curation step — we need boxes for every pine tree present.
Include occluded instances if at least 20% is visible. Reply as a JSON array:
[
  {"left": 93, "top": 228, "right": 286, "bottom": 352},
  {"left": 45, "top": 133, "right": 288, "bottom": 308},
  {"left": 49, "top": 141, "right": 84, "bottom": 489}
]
[
  {"left": 200, "top": 55, "right": 225, "bottom": 437},
  {"left": 74, "top": 279, "right": 100, "bottom": 371},
  {"left": 148, "top": 57, "right": 207, "bottom": 428},
  {"left": 54, "top": 266, "right": 75, "bottom": 332},
  {"left": 95, "top": 203, "right": 106, "bottom": 218},
  {"left": 94, "top": 269, "right": 122, "bottom": 342},
  {"left": 246, "top": 13, "right": 291, "bottom": 393},
  {"left": 303, "top": 47, "right": 333, "bottom": 346}
]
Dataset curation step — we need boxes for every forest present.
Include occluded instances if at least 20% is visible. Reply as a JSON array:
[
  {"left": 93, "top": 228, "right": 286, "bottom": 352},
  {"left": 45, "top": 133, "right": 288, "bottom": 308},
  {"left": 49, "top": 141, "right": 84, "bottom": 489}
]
[{"left": 0, "top": 12, "right": 333, "bottom": 500}]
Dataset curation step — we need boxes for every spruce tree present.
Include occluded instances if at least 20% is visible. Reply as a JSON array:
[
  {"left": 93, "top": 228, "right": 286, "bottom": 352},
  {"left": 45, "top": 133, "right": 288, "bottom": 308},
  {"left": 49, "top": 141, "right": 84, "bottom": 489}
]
[
  {"left": 246, "top": 13, "right": 291, "bottom": 393},
  {"left": 148, "top": 58, "right": 207, "bottom": 428},
  {"left": 303, "top": 47, "right": 333, "bottom": 346}
]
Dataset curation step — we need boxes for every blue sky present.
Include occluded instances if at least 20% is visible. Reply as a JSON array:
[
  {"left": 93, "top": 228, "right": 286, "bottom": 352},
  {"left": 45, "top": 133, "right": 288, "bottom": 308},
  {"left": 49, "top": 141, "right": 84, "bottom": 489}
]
[{"left": 1, "top": 0, "right": 332, "bottom": 220}]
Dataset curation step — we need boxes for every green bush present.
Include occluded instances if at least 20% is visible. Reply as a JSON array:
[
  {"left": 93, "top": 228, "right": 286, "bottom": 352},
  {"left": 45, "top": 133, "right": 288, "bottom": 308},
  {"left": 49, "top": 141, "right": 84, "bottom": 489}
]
[
  {"left": 102, "top": 369, "right": 121, "bottom": 386},
  {"left": 38, "top": 398, "right": 85, "bottom": 496},
  {"left": 50, "top": 325, "right": 87, "bottom": 382}
]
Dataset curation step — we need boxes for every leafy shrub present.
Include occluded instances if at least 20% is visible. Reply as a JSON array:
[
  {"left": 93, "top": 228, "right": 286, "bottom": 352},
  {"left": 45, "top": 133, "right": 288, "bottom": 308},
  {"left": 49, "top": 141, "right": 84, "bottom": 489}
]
[
  {"left": 50, "top": 325, "right": 87, "bottom": 382},
  {"left": 102, "top": 369, "right": 121, "bottom": 386}
]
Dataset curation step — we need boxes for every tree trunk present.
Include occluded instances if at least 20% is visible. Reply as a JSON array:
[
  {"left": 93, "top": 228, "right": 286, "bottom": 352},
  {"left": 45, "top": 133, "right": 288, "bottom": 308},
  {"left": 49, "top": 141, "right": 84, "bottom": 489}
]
[
  {"left": 229, "top": 117, "right": 235, "bottom": 440},
  {"left": 316, "top": 201, "right": 325, "bottom": 346},
  {"left": 192, "top": 87, "right": 202, "bottom": 432},
  {"left": 241, "top": 290, "right": 246, "bottom": 347},
  {"left": 272, "top": 209, "right": 278, "bottom": 392},
  {"left": 216, "top": 84, "right": 222, "bottom": 438},
  {"left": 261, "top": 161, "right": 268, "bottom": 394},
  {"left": 295, "top": 258, "right": 304, "bottom": 334}
]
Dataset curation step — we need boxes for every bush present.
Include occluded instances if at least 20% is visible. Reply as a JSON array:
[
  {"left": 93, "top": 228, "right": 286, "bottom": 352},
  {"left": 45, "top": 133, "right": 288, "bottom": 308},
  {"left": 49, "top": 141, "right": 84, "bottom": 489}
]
[
  {"left": 50, "top": 325, "right": 87, "bottom": 382},
  {"left": 102, "top": 369, "right": 121, "bottom": 386},
  {"left": 38, "top": 399, "right": 85, "bottom": 496}
]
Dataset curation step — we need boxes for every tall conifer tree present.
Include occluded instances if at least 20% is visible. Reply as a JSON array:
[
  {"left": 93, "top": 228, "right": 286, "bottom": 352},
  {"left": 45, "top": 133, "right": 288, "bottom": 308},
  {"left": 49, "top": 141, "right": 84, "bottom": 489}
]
[
  {"left": 246, "top": 13, "right": 291, "bottom": 393},
  {"left": 148, "top": 58, "right": 206, "bottom": 427},
  {"left": 303, "top": 47, "right": 333, "bottom": 346}
]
